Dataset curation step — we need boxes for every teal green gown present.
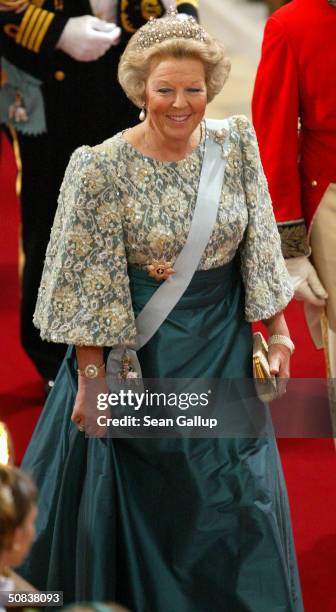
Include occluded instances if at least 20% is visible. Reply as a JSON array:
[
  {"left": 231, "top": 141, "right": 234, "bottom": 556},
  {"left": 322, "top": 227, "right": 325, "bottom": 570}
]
[
  {"left": 21, "top": 261, "right": 303, "bottom": 611},
  {"left": 21, "top": 117, "right": 303, "bottom": 610}
]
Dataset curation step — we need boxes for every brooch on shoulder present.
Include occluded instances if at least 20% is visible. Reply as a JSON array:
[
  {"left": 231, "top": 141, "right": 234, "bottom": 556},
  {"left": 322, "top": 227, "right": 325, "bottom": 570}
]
[{"left": 207, "top": 128, "right": 229, "bottom": 158}]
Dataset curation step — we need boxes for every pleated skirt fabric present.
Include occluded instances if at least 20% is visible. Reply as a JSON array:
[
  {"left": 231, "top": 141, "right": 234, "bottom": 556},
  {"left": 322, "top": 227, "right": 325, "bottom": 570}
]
[{"left": 21, "top": 260, "right": 303, "bottom": 612}]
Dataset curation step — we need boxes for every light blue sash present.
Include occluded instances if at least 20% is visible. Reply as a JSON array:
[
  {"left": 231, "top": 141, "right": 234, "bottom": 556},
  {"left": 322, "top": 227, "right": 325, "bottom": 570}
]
[{"left": 134, "top": 118, "right": 230, "bottom": 350}]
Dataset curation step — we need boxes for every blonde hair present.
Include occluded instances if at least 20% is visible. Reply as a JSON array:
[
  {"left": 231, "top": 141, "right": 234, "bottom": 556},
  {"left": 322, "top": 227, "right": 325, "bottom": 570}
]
[
  {"left": 0, "top": 465, "right": 37, "bottom": 552},
  {"left": 118, "top": 35, "right": 230, "bottom": 108}
]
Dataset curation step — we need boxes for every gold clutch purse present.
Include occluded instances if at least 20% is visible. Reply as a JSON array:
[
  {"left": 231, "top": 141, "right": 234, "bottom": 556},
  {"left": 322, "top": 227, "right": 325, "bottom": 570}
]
[{"left": 253, "top": 332, "right": 278, "bottom": 402}]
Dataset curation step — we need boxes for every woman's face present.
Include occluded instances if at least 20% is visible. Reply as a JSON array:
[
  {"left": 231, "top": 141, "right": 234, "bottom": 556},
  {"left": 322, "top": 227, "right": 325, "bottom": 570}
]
[
  {"left": 6, "top": 504, "right": 37, "bottom": 568},
  {"left": 145, "top": 56, "right": 207, "bottom": 143}
]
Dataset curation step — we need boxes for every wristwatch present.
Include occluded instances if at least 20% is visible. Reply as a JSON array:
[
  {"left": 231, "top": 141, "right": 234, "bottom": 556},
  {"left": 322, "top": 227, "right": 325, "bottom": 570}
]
[{"left": 77, "top": 363, "right": 105, "bottom": 379}]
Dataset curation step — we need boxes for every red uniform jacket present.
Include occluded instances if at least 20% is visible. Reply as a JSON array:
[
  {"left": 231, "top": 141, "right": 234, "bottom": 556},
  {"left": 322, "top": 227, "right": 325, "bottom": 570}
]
[{"left": 252, "top": 0, "right": 336, "bottom": 257}]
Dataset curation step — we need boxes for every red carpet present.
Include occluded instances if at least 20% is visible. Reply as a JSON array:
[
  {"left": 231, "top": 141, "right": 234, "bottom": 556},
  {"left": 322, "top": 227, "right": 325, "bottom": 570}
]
[
  {"left": 0, "top": 132, "right": 44, "bottom": 460},
  {"left": 1, "top": 131, "right": 336, "bottom": 611}
]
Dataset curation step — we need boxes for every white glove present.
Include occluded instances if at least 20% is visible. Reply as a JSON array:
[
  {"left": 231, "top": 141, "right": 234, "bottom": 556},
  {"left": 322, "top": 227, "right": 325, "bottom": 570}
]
[
  {"left": 286, "top": 256, "right": 328, "bottom": 307},
  {"left": 56, "top": 15, "right": 121, "bottom": 62}
]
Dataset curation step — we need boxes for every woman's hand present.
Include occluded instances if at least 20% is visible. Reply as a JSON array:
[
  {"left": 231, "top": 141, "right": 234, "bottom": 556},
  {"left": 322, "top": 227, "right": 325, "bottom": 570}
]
[
  {"left": 263, "top": 310, "right": 293, "bottom": 395},
  {"left": 268, "top": 343, "right": 291, "bottom": 378},
  {"left": 268, "top": 343, "right": 291, "bottom": 398},
  {"left": 71, "top": 375, "right": 110, "bottom": 437}
]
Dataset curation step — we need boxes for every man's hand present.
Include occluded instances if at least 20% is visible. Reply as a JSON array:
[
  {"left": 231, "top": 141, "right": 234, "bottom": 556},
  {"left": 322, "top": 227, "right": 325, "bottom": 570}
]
[
  {"left": 56, "top": 15, "right": 121, "bottom": 62},
  {"left": 286, "top": 256, "right": 328, "bottom": 307}
]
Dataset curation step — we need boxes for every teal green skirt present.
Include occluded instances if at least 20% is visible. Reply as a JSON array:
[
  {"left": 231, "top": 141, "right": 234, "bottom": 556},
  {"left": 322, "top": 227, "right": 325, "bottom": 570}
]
[{"left": 21, "top": 261, "right": 303, "bottom": 611}]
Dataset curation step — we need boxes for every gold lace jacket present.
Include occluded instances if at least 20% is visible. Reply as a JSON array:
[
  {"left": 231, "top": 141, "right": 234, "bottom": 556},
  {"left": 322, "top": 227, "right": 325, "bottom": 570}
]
[{"left": 34, "top": 115, "right": 293, "bottom": 346}]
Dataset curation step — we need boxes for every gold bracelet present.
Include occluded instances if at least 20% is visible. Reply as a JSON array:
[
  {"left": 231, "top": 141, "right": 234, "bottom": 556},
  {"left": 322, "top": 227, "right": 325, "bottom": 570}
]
[{"left": 77, "top": 363, "right": 105, "bottom": 379}]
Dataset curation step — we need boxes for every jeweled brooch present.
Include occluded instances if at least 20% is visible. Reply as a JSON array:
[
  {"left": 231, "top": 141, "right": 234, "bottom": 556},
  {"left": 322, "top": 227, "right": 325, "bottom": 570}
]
[{"left": 146, "top": 259, "right": 175, "bottom": 281}]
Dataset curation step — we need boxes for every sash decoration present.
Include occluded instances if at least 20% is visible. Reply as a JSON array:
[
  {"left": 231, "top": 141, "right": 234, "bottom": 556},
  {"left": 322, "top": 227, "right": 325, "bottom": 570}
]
[
  {"left": 134, "top": 118, "right": 230, "bottom": 350},
  {"left": 106, "top": 117, "right": 230, "bottom": 390}
]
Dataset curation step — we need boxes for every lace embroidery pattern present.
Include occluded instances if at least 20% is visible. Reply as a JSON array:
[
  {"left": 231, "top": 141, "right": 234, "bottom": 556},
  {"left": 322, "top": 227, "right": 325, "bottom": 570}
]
[{"left": 34, "top": 115, "right": 293, "bottom": 345}]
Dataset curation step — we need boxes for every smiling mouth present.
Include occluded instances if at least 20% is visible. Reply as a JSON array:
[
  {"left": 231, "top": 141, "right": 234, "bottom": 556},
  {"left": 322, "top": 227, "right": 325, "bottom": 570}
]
[{"left": 167, "top": 115, "right": 191, "bottom": 123}]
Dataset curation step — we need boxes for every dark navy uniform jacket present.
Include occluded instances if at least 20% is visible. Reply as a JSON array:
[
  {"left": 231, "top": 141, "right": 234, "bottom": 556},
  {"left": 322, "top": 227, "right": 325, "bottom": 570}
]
[{"left": 0, "top": 1, "right": 199, "bottom": 81}]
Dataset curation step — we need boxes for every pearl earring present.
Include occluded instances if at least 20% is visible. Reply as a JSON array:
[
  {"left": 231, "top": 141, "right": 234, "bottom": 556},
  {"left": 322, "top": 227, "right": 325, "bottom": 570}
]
[
  {"left": 139, "top": 106, "right": 146, "bottom": 121},
  {"left": 13, "top": 543, "right": 21, "bottom": 551}
]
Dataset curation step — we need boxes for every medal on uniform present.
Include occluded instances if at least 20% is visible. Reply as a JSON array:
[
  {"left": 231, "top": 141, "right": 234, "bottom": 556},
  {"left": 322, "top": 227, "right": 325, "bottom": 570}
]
[{"left": 8, "top": 92, "right": 28, "bottom": 123}]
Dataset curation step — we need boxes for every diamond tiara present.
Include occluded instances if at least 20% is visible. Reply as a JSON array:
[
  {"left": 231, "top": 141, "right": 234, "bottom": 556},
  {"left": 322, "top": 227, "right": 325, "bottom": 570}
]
[{"left": 135, "top": 7, "right": 208, "bottom": 50}]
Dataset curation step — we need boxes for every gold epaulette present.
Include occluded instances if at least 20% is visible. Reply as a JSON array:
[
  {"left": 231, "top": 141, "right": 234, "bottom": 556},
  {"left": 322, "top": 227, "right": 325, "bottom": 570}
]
[
  {"left": 15, "top": 3, "right": 54, "bottom": 52},
  {"left": 176, "top": 0, "right": 199, "bottom": 8}
]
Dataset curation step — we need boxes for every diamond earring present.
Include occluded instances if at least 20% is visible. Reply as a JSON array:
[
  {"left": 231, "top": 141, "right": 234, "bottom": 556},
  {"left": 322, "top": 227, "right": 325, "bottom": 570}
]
[{"left": 139, "top": 106, "right": 146, "bottom": 121}]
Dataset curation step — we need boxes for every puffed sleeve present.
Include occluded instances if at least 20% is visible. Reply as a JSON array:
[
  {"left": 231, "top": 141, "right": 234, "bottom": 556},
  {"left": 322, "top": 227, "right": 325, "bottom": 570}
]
[
  {"left": 235, "top": 115, "right": 294, "bottom": 321},
  {"left": 33, "top": 145, "right": 137, "bottom": 346}
]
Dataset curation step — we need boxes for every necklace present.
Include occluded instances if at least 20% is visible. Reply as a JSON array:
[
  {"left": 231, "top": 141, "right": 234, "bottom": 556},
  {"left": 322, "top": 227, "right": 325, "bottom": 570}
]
[{"left": 141, "top": 123, "right": 204, "bottom": 162}]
